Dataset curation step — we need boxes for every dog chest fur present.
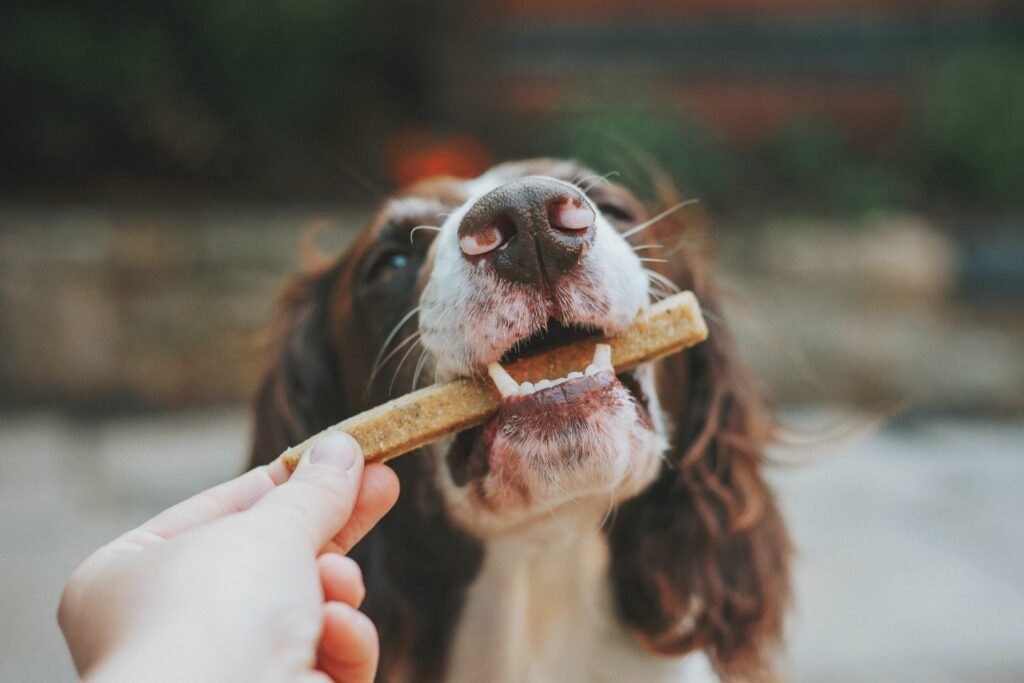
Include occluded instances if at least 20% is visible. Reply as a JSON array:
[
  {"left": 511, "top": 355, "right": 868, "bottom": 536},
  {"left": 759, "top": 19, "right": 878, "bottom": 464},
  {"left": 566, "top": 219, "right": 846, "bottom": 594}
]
[{"left": 443, "top": 507, "right": 716, "bottom": 683}]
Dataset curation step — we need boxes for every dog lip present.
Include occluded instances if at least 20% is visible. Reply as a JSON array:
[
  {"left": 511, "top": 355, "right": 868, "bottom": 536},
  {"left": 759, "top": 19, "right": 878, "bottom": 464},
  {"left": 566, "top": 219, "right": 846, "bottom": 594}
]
[
  {"left": 493, "top": 371, "right": 621, "bottom": 431},
  {"left": 491, "top": 366, "right": 647, "bottom": 426},
  {"left": 501, "top": 370, "right": 616, "bottom": 412}
]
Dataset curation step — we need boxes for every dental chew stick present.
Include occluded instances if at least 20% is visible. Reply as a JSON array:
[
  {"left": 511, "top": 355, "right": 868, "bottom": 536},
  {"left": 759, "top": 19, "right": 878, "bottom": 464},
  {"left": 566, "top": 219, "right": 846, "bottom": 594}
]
[{"left": 280, "top": 290, "right": 708, "bottom": 469}]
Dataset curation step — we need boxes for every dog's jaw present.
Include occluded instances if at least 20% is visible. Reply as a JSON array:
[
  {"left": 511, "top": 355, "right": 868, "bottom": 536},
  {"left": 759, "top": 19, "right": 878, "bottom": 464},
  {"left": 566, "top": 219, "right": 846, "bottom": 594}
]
[
  {"left": 432, "top": 362, "right": 668, "bottom": 535},
  {"left": 417, "top": 172, "right": 666, "bottom": 536}
]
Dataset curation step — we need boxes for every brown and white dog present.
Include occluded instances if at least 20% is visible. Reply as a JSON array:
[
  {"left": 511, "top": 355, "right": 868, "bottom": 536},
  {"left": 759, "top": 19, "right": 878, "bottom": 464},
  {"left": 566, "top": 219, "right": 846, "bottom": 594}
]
[{"left": 250, "top": 159, "right": 790, "bottom": 682}]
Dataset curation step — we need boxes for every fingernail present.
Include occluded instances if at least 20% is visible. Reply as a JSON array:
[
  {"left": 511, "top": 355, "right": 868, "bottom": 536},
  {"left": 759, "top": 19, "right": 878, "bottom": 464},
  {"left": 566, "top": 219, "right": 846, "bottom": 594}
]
[{"left": 309, "top": 432, "right": 361, "bottom": 469}]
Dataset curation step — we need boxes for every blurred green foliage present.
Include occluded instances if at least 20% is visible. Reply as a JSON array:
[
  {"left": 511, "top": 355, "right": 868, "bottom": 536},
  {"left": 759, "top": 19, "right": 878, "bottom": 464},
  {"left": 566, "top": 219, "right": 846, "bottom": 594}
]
[
  {"left": 1, "top": 1, "right": 437, "bottom": 191},
  {"left": 915, "top": 46, "right": 1024, "bottom": 207},
  {"left": 762, "top": 116, "right": 907, "bottom": 216},
  {"left": 559, "top": 110, "right": 909, "bottom": 217},
  {"left": 1, "top": 2, "right": 1021, "bottom": 215},
  {"left": 560, "top": 111, "right": 737, "bottom": 207}
]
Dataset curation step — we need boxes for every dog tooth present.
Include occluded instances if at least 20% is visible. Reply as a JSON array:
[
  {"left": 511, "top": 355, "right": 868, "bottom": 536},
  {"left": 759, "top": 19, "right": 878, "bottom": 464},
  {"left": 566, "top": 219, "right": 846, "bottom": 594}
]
[
  {"left": 487, "top": 362, "right": 520, "bottom": 398},
  {"left": 535, "top": 379, "right": 552, "bottom": 390},
  {"left": 592, "top": 343, "right": 612, "bottom": 369},
  {"left": 567, "top": 371, "right": 583, "bottom": 379},
  {"left": 551, "top": 378, "right": 565, "bottom": 386},
  {"left": 519, "top": 381, "right": 534, "bottom": 395},
  {"left": 584, "top": 364, "right": 599, "bottom": 376}
]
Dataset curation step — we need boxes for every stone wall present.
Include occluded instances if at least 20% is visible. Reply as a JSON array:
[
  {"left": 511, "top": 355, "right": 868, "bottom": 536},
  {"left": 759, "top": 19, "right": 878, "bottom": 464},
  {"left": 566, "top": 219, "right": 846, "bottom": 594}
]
[
  {"left": 1, "top": 206, "right": 1021, "bottom": 413},
  {"left": 0, "top": 206, "right": 364, "bottom": 408},
  {"left": 719, "top": 215, "right": 1024, "bottom": 414}
]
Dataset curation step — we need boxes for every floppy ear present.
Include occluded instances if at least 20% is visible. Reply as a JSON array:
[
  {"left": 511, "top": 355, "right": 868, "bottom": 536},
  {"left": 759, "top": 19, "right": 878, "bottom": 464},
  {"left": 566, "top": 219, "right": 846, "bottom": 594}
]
[
  {"left": 606, "top": 198, "right": 791, "bottom": 680},
  {"left": 248, "top": 260, "right": 350, "bottom": 468},
  {"left": 248, "top": 250, "right": 486, "bottom": 683}
]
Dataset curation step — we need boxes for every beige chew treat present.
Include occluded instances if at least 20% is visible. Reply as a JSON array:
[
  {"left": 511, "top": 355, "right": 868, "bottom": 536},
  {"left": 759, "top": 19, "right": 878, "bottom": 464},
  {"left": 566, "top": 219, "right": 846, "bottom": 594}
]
[{"left": 281, "top": 290, "right": 708, "bottom": 469}]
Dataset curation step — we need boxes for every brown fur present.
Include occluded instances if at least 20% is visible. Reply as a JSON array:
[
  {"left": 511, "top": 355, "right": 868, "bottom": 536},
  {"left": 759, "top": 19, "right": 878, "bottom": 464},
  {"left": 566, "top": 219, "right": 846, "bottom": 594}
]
[
  {"left": 249, "top": 161, "right": 790, "bottom": 682},
  {"left": 606, "top": 184, "right": 791, "bottom": 681},
  {"left": 250, "top": 200, "right": 485, "bottom": 683}
]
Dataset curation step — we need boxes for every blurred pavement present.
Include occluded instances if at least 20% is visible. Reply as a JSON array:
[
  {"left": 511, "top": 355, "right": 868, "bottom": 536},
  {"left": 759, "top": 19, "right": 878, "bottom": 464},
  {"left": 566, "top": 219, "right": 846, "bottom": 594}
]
[{"left": 1, "top": 409, "right": 1022, "bottom": 682}]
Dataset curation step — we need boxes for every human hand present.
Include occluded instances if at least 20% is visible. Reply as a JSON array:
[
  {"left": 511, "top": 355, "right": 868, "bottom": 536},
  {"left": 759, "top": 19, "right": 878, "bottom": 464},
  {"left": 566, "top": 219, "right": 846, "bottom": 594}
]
[{"left": 58, "top": 433, "right": 399, "bottom": 683}]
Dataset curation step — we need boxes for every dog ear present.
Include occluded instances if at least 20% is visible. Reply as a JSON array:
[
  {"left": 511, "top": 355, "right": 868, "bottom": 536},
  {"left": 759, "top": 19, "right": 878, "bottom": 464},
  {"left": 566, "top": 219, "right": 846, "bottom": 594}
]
[
  {"left": 606, "top": 196, "right": 791, "bottom": 680},
  {"left": 248, "top": 260, "right": 350, "bottom": 468}
]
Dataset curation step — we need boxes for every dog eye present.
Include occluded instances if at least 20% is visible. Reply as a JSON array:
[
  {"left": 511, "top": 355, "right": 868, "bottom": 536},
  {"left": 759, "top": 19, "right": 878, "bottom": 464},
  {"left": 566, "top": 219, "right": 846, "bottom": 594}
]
[
  {"left": 367, "top": 248, "right": 411, "bottom": 283},
  {"left": 597, "top": 201, "right": 635, "bottom": 223}
]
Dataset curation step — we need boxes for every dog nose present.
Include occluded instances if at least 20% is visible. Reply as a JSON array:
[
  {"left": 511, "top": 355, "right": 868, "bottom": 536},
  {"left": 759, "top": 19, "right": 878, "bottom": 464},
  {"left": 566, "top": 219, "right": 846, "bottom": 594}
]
[{"left": 458, "top": 177, "right": 595, "bottom": 285}]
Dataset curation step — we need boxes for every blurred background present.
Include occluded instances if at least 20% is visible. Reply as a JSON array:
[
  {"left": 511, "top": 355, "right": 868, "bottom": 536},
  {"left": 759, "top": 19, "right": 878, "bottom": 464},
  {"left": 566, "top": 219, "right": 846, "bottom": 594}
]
[{"left": 2, "top": 1, "right": 1022, "bottom": 681}]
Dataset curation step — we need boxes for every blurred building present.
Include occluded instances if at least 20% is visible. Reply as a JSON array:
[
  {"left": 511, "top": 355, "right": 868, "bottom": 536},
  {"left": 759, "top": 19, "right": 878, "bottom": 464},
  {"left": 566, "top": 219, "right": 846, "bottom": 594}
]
[
  {"left": 445, "top": 0, "right": 999, "bottom": 143},
  {"left": 1, "top": 0, "right": 1021, "bottom": 412}
]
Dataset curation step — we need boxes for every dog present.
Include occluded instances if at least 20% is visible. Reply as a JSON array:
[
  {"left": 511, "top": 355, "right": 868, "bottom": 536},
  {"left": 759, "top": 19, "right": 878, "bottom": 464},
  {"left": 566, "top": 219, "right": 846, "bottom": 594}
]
[{"left": 249, "top": 159, "right": 790, "bottom": 682}]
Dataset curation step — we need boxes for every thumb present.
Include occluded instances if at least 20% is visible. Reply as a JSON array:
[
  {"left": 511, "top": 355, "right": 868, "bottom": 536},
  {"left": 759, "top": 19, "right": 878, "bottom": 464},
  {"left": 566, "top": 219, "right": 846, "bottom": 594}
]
[{"left": 251, "top": 432, "right": 365, "bottom": 552}]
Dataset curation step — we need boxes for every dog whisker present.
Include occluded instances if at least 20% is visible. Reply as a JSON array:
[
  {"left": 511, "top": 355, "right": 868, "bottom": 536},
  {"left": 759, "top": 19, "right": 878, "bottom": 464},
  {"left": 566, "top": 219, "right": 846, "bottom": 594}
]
[
  {"left": 373, "top": 305, "right": 422, "bottom": 379},
  {"left": 648, "top": 287, "right": 668, "bottom": 302},
  {"left": 700, "top": 306, "right": 724, "bottom": 327},
  {"left": 409, "top": 225, "right": 442, "bottom": 243},
  {"left": 579, "top": 171, "right": 620, "bottom": 194},
  {"left": 621, "top": 199, "right": 699, "bottom": 240},
  {"left": 412, "top": 348, "right": 430, "bottom": 391},
  {"left": 638, "top": 257, "right": 669, "bottom": 264},
  {"left": 644, "top": 268, "right": 680, "bottom": 293},
  {"left": 631, "top": 244, "right": 663, "bottom": 253},
  {"left": 661, "top": 232, "right": 707, "bottom": 259},
  {"left": 388, "top": 335, "right": 424, "bottom": 396},
  {"left": 647, "top": 278, "right": 674, "bottom": 295},
  {"left": 368, "top": 331, "right": 422, "bottom": 388}
]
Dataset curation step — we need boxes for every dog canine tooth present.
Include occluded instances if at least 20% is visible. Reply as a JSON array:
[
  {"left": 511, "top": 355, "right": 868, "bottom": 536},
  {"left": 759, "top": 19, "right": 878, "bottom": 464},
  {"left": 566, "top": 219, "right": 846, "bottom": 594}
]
[
  {"left": 592, "top": 343, "right": 612, "bottom": 370},
  {"left": 488, "top": 362, "right": 520, "bottom": 398}
]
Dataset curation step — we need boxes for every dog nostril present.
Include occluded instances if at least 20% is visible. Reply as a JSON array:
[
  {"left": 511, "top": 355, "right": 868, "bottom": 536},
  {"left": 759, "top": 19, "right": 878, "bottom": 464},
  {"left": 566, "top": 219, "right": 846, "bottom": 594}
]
[
  {"left": 549, "top": 200, "right": 595, "bottom": 231},
  {"left": 459, "top": 214, "right": 517, "bottom": 256},
  {"left": 459, "top": 229, "right": 499, "bottom": 256}
]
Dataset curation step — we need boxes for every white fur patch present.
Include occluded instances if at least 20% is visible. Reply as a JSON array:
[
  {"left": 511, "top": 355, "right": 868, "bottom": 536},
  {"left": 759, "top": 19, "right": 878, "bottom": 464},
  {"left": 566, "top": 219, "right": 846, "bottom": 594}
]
[
  {"left": 442, "top": 508, "right": 718, "bottom": 683},
  {"left": 418, "top": 171, "right": 668, "bottom": 530},
  {"left": 403, "top": 166, "right": 708, "bottom": 681},
  {"left": 419, "top": 175, "right": 649, "bottom": 380}
]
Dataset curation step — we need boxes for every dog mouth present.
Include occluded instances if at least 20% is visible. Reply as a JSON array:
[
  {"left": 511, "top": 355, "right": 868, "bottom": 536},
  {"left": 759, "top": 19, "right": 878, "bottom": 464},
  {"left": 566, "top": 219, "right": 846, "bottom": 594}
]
[
  {"left": 486, "top": 340, "right": 649, "bottom": 433},
  {"left": 466, "top": 321, "right": 650, "bottom": 446},
  {"left": 488, "top": 341, "right": 615, "bottom": 401},
  {"left": 468, "top": 316, "right": 627, "bottom": 412},
  {"left": 444, "top": 324, "right": 654, "bottom": 502},
  {"left": 442, "top": 307, "right": 657, "bottom": 502}
]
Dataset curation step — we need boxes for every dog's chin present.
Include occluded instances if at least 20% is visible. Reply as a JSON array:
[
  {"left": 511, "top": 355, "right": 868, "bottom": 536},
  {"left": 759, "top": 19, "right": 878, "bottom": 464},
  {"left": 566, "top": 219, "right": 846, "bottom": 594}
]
[{"left": 436, "top": 369, "right": 667, "bottom": 537}]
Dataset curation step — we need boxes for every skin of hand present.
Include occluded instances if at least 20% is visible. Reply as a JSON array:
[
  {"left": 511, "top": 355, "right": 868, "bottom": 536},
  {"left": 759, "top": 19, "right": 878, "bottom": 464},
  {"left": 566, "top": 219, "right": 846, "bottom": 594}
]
[{"left": 57, "top": 433, "right": 399, "bottom": 683}]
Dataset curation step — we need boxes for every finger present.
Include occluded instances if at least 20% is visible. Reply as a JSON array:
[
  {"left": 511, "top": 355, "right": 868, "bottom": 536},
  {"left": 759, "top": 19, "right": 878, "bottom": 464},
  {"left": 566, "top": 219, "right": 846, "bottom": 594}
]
[
  {"left": 323, "top": 464, "right": 399, "bottom": 555},
  {"left": 126, "top": 465, "right": 278, "bottom": 545},
  {"left": 317, "top": 602, "right": 379, "bottom": 683},
  {"left": 250, "top": 432, "right": 364, "bottom": 552},
  {"left": 264, "top": 454, "right": 293, "bottom": 485},
  {"left": 318, "top": 554, "right": 365, "bottom": 608}
]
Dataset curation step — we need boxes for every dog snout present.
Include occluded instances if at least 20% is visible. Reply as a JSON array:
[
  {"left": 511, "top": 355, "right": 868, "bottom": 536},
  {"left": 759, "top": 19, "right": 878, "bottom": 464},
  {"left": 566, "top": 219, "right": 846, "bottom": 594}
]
[{"left": 457, "top": 177, "right": 595, "bottom": 286}]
